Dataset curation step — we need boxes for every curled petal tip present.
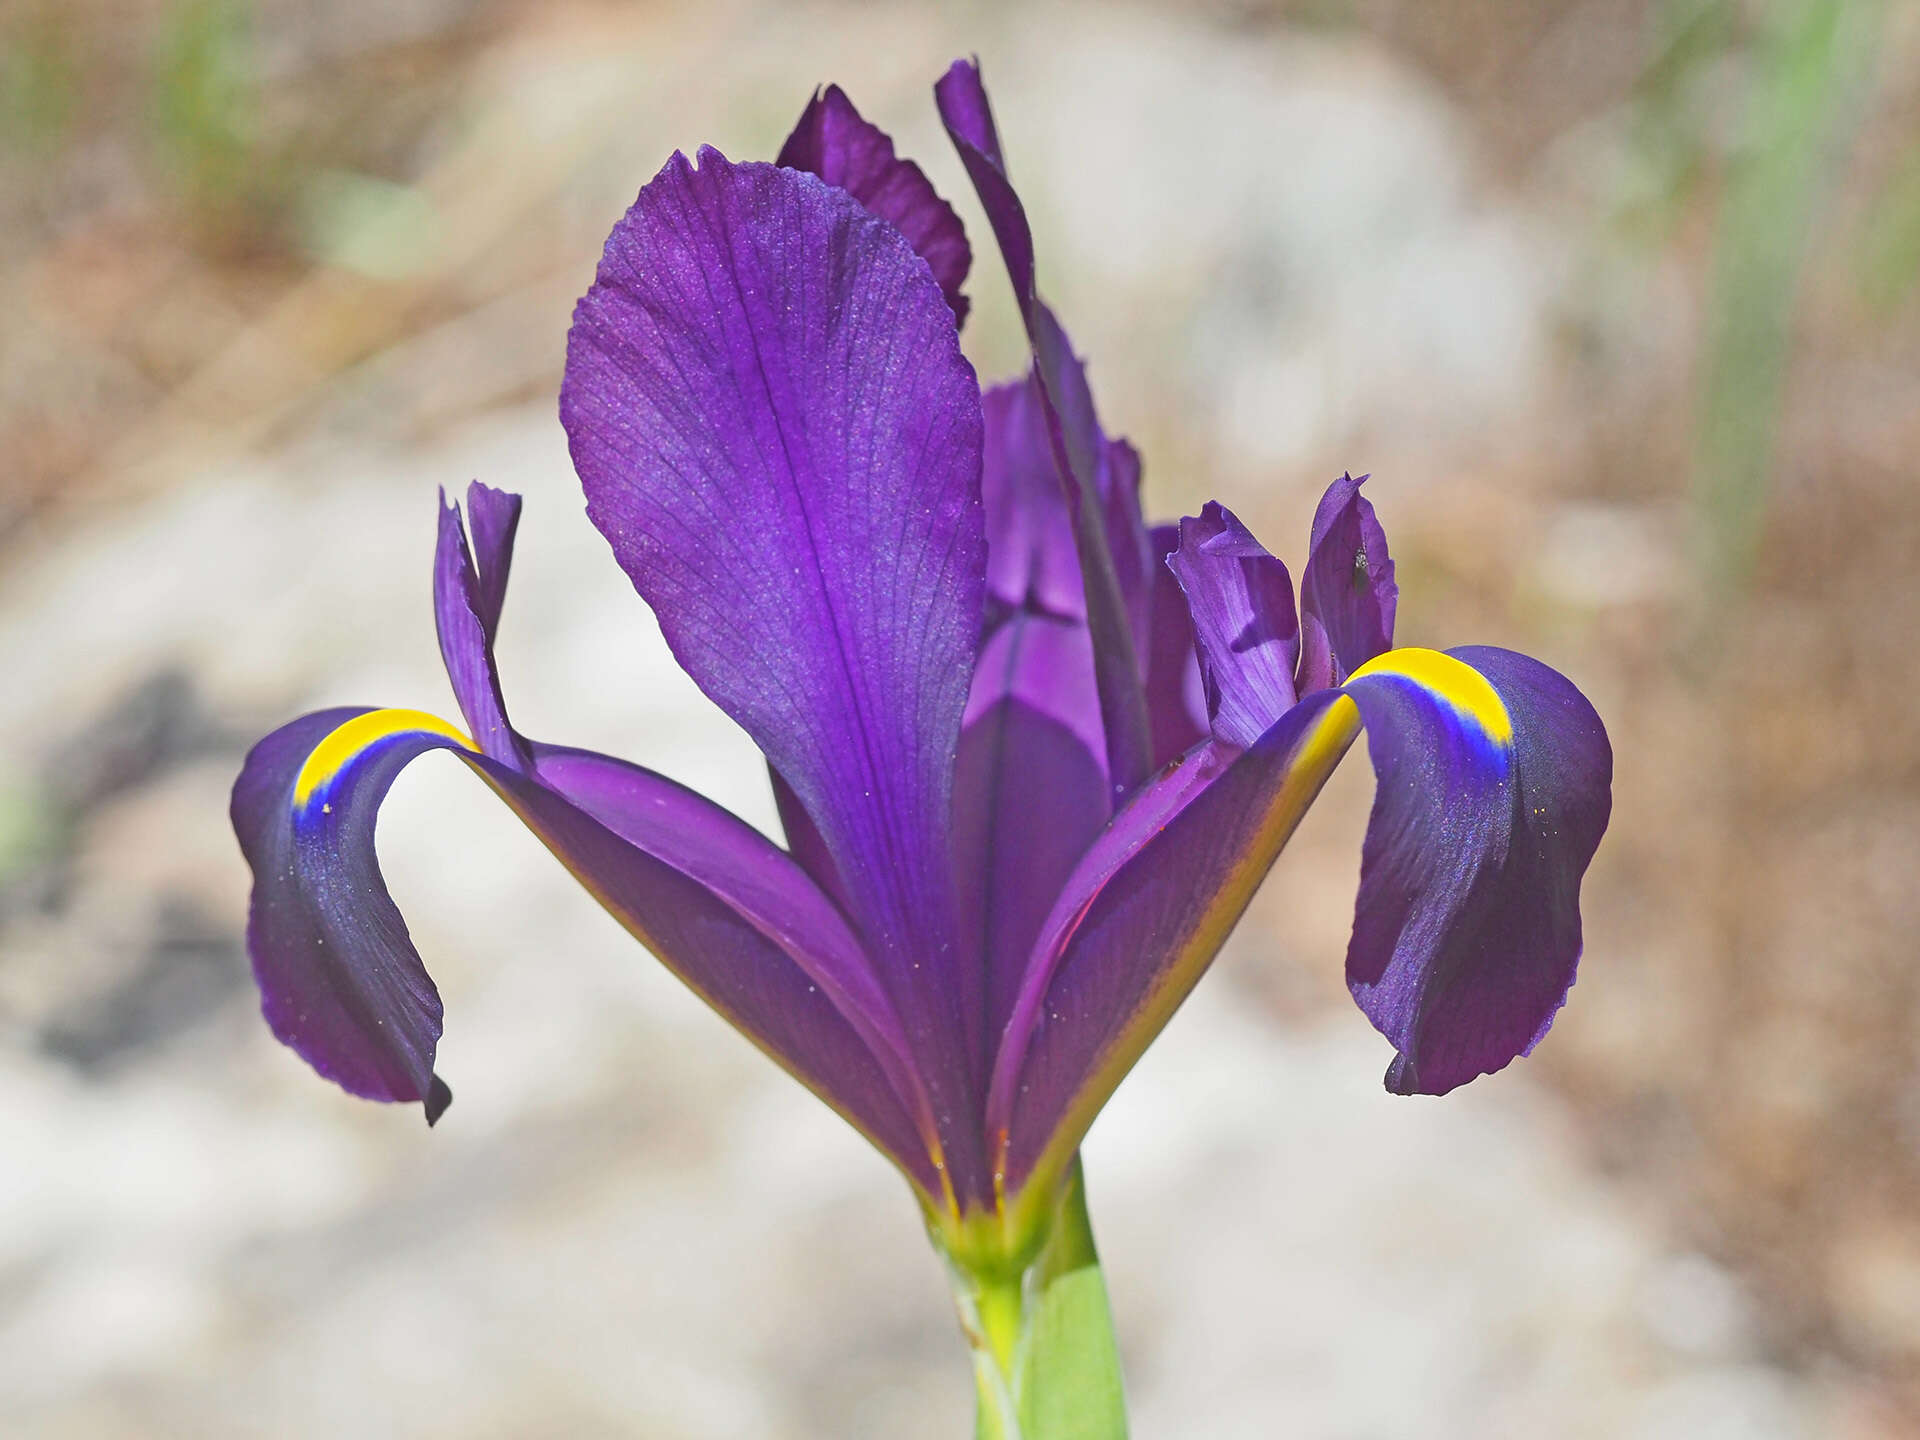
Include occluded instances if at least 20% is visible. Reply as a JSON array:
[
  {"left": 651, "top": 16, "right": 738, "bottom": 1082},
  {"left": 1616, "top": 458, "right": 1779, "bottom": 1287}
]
[
  {"left": 425, "top": 1075, "right": 453, "bottom": 1125},
  {"left": 1385, "top": 1054, "right": 1409, "bottom": 1095}
]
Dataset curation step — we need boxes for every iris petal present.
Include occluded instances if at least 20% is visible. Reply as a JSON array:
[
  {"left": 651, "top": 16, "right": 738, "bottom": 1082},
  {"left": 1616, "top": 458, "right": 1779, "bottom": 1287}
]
[
  {"left": 235, "top": 488, "right": 945, "bottom": 1195},
  {"left": 434, "top": 484, "right": 525, "bottom": 768},
  {"left": 1295, "top": 611, "right": 1336, "bottom": 697},
  {"left": 961, "top": 374, "right": 1130, "bottom": 1088},
  {"left": 1301, "top": 473, "right": 1398, "bottom": 681},
  {"left": 955, "top": 612, "right": 1110, "bottom": 1078},
  {"left": 1098, "top": 436, "right": 1153, "bottom": 661},
  {"left": 1167, "top": 501, "right": 1301, "bottom": 749},
  {"left": 981, "top": 378, "right": 1087, "bottom": 626},
  {"left": 463, "top": 480, "right": 521, "bottom": 639},
  {"left": 234, "top": 706, "right": 468, "bottom": 1121},
  {"left": 561, "top": 150, "right": 991, "bottom": 1198},
  {"left": 768, "top": 762, "right": 851, "bottom": 917},
  {"left": 233, "top": 709, "right": 939, "bottom": 1187},
  {"left": 1143, "top": 523, "right": 1207, "bottom": 767},
  {"left": 933, "top": 59, "right": 1031, "bottom": 311},
  {"left": 990, "top": 508, "right": 1609, "bottom": 1202},
  {"left": 988, "top": 696, "right": 1355, "bottom": 1201},
  {"left": 937, "top": 61, "right": 1154, "bottom": 796},
  {"left": 1342, "top": 645, "right": 1611, "bottom": 1095},
  {"left": 777, "top": 84, "right": 971, "bottom": 325},
  {"left": 979, "top": 374, "right": 1155, "bottom": 667}
]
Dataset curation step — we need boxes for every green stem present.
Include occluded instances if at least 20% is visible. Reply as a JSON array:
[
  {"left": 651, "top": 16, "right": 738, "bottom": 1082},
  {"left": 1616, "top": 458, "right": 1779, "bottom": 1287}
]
[
  {"left": 958, "top": 1266, "right": 1024, "bottom": 1440},
  {"left": 947, "top": 1158, "right": 1128, "bottom": 1440}
]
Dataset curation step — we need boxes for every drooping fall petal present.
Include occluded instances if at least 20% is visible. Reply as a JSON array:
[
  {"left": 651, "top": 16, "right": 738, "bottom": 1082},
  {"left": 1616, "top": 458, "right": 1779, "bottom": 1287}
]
[
  {"left": 231, "top": 707, "right": 937, "bottom": 1182},
  {"left": 1172, "top": 505, "right": 1607, "bottom": 1095},
  {"left": 560, "top": 150, "right": 992, "bottom": 1197},
  {"left": 233, "top": 490, "right": 941, "bottom": 1194},
  {"left": 991, "top": 509, "right": 1610, "bottom": 1207},
  {"left": 232, "top": 707, "right": 462, "bottom": 1122},
  {"left": 1341, "top": 646, "right": 1611, "bottom": 1095}
]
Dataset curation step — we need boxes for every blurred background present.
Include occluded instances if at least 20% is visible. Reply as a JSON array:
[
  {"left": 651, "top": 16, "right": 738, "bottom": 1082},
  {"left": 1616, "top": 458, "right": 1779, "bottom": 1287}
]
[{"left": 2, "top": 0, "right": 1916, "bottom": 1435}]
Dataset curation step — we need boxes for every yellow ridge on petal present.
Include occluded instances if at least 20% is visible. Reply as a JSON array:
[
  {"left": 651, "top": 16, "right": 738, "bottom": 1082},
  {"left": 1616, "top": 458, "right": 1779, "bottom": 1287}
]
[
  {"left": 993, "top": 651, "right": 1511, "bottom": 1245},
  {"left": 993, "top": 696, "right": 1368, "bottom": 1257},
  {"left": 1347, "top": 646, "right": 1512, "bottom": 747},
  {"left": 294, "top": 708, "right": 475, "bottom": 808}
]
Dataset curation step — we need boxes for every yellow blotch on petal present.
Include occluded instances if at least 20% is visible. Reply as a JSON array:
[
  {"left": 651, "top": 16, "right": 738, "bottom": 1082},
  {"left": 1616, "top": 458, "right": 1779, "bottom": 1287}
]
[
  {"left": 1346, "top": 647, "right": 1512, "bottom": 747},
  {"left": 293, "top": 708, "right": 474, "bottom": 809}
]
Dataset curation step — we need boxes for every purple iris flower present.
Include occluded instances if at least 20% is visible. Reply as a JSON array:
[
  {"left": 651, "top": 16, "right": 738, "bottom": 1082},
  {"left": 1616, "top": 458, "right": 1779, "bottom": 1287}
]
[{"left": 231, "top": 62, "right": 1611, "bottom": 1262}]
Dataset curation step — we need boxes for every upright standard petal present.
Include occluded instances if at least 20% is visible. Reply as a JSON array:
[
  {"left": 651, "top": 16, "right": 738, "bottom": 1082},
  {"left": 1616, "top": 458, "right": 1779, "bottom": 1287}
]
[
  {"left": 980, "top": 376, "right": 1155, "bottom": 652},
  {"left": 561, "top": 152, "right": 991, "bottom": 1198},
  {"left": 933, "top": 59, "right": 1030, "bottom": 309},
  {"left": 1101, "top": 438, "right": 1153, "bottom": 658},
  {"left": 435, "top": 482, "right": 526, "bottom": 768},
  {"left": 1032, "top": 310, "right": 1155, "bottom": 797},
  {"left": 1295, "top": 612, "right": 1336, "bottom": 697},
  {"left": 777, "top": 85, "right": 971, "bottom": 325},
  {"left": 1144, "top": 523, "right": 1207, "bottom": 767},
  {"left": 981, "top": 378, "right": 1085, "bottom": 626},
  {"left": 1300, "top": 473, "right": 1398, "bottom": 682},
  {"left": 960, "top": 378, "right": 1117, "bottom": 1078},
  {"left": 1341, "top": 646, "right": 1610, "bottom": 1095},
  {"left": 954, "top": 612, "right": 1109, "bottom": 1076},
  {"left": 1167, "top": 502, "right": 1301, "bottom": 749},
  {"left": 937, "top": 61, "right": 1153, "bottom": 796}
]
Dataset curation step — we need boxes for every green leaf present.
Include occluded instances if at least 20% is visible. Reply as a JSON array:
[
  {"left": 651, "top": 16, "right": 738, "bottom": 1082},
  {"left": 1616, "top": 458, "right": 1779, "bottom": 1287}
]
[
  {"left": 1018, "top": 1162, "right": 1127, "bottom": 1439},
  {"left": 1690, "top": 0, "right": 1882, "bottom": 607}
]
